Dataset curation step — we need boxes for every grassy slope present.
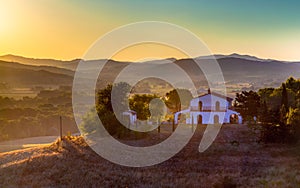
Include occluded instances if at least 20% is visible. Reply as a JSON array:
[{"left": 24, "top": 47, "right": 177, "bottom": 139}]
[{"left": 1, "top": 125, "right": 300, "bottom": 187}]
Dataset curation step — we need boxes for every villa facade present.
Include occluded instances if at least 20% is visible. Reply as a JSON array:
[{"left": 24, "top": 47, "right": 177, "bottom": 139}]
[{"left": 174, "top": 90, "right": 242, "bottom": 125}]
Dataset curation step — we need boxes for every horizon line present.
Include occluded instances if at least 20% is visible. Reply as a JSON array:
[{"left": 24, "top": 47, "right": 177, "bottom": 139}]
[{"left": 1, "top": 52, "right": 300, "bottom": 63}]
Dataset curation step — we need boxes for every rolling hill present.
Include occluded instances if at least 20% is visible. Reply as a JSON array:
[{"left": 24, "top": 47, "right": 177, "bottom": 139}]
[
  {"left": 0, "top": 54, "right": 299, "bottom": 90},
  {"left": 0, "top": 54, "right": 80, "bottom": 70},
  {"left": 0, "top": 60, "right": 74, "bottom": 76},
  {"left": 0, "top": 63, "right": 73, "bottom": 87}
]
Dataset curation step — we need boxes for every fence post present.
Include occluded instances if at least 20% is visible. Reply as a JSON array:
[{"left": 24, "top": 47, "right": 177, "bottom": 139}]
[
  {"left": 192, "top": 115, "right": 194, "bottom": 132},
  {"left": 172, "top": 116, "right": 175, "bottom": 132},
  {"left": 158, "top": 119, "right": 160, "bottom": 133},
  {"left": 60, "top": 116, "right": 62, "bottom": 140}
]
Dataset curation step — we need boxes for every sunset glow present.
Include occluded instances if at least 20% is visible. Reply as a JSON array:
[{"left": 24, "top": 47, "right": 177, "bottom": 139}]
[{"left": 0, "top": 0, "right": 300, "bottom": 61}]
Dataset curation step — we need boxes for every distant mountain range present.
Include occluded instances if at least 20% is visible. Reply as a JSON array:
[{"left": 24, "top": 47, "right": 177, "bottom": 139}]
[
  {"left": 0, "top": 54, "right": 299, "bottom": 92},
  {"left": 195, "top": 53, "right": 283, "bottom": 62},
  {"left": 0, "top": 54, "right": 80, "bottom": 70}
]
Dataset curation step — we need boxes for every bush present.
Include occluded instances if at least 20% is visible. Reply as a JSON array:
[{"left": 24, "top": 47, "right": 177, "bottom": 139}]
[
  {"left": 260, "top": 122, "right": 299, "bottom": 144},
  {"left": 80, "top": 108, "right": 132, "bottom": 139},
  {"left": 80, "top": 109, "right": 99, "bottom": 135}
]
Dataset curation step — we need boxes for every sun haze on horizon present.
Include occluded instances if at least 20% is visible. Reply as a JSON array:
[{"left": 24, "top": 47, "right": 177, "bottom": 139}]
[{"left": 0, "top": 0, "right": 300, "bottom": 62}]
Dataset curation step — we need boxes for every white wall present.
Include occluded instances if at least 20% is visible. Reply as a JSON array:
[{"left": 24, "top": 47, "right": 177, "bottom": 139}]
[
  {"left": 185, "top": 112, "right": 226, "bottom": 124},
  {"left": 190, "top": 94, "right": 229, "bottom": 110}
]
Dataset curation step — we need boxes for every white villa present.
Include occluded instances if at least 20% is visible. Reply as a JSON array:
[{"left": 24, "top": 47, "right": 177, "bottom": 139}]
[{"left": 174, "top": 89, "right": 242, "bottom": 125}]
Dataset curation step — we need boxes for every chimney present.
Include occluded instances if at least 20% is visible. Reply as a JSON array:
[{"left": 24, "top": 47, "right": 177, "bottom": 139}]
[{"left": 208, "top": 88, "right": 211, "bottom": 94}]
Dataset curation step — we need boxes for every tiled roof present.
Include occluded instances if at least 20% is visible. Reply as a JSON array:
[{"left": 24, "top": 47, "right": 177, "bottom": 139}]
[{"left": 196, "top": 92, "right": 233, "bottom": 102}]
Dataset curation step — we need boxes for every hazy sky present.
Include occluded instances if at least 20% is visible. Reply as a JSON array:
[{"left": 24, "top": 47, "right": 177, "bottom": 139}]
[{"left": 1, "top": 0, "right": 300, "bottom": 61}]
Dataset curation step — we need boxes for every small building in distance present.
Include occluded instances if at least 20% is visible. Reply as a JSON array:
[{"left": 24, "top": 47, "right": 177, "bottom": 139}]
[{"left": 122, "top": 110, "right": 137, "bottom": 125}]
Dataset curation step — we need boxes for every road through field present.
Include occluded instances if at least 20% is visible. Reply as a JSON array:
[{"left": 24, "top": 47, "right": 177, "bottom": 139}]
[{"left": 0, "top": 136, "right": 58, "bottom": 153}]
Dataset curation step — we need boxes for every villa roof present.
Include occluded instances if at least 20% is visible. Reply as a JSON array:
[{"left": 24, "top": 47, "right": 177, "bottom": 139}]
[{"left": 196, "top": 92, "right": 233, "bottom": 102}]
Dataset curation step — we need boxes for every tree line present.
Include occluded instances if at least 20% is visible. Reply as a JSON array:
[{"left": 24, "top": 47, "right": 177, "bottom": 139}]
[
  {"left": 3, "top": 77, "right": 299, "bottom": 144},
  {"left": 81, "top": 82, "right": 192, "bottom": 137},
  {"left": 234, "top": 77, "right": 300, "bottom": 143}
]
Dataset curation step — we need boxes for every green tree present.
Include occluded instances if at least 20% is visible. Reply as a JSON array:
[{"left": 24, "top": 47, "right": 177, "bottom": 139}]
[
  {"left": 80, "top": 108, "right": 99, "bottom": 134},
  {"left": 287, "top": 108, "right": 300, "bottom": 127},
  {"left": 258, "top": 88, "right": 275, "bottom": 105},
  {"left": 149, "top": 98, "right": 166, "bottom": 122},
  {"left": 281, "top": 83, "right": 288, "bottom": 112},
  {"left": 96, "top": 82, "right": 131, "bottom": 113},
  {"left": 286, "top": 77, "right": 300, "bottom": 93},
  {"left": 165, "top": 88, "right": 193, "bottom": 113},
  {"left": 129, "top": 94, "right": 158, "bottom": 120},
  {"left": 81, "top": 82, "right": 132, "bottom": 136},
  {"left": 259, "top": 101, "right": 273, "bottom": 124},
  {"left": 258, "top": 78, "right": 300, "bottom": 144},
  {"left": 235, "top": 90, "right": 261, "bottom": 120},
  {"left": 96, "top": 84, "right": 113, "bottom": 113}
]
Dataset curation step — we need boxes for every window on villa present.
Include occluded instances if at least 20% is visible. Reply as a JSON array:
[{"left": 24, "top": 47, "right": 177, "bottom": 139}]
[
  {"left": 198, "top": 101, "right": 203, "bottom": 111},
  {"left": 215, "top": 101, "right": 220, "bottom": 111}
]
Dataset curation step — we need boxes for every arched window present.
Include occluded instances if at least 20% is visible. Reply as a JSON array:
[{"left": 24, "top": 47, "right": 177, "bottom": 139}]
[
  {"left": 198, "top": 115, "right": 203, "bottom": 125},
  {"left": 215, "top": 101, "right": 220, "bottom": 111},
  {"left": 198, "top": 101, "right": 203, "bottom": 111},
  {"left": 214, "top": 115, "right": 219, "bottom": 124}
]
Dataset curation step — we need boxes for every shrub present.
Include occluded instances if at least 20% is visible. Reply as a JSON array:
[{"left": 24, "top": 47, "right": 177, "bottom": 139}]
[{"left": 260, "top": 122, "right": 299, "bottom": 144}]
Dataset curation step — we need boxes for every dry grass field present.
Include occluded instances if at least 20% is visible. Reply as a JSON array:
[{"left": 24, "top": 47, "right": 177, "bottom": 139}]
[{"left": 1, "top": 124, "right": 300, "bottom": 187}]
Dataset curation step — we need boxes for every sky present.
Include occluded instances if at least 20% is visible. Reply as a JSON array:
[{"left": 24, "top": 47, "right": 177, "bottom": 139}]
[{"left": 0, "top": 0, "right": 300, "bottom": 61}]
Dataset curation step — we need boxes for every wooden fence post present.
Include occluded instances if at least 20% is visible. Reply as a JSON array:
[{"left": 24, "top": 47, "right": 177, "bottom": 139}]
[
  {"left": 172, "top": 116, "right": 175, "bottom": 132},
  {"left": 60, "top": 116, "right": 62, "bottom": 140},
  {"left": 192, "top": 115, "right": 194, "bottom": 132},
  {"left": 158, "top": 119, "right": 160, "bottom": 133}
]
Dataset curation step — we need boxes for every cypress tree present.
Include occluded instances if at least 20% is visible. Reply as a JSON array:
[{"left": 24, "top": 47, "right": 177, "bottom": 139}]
[{"left": 281, "top": 83, "right": 288, "bottom": 112}]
